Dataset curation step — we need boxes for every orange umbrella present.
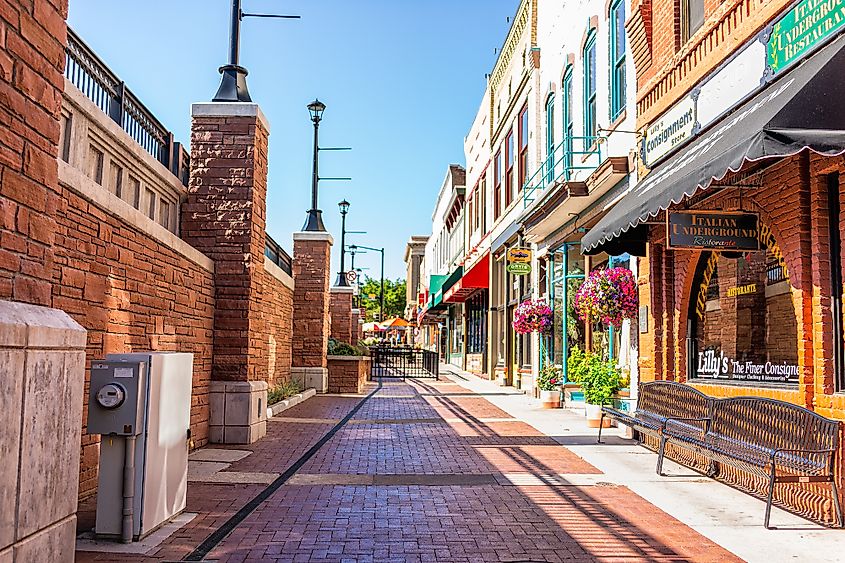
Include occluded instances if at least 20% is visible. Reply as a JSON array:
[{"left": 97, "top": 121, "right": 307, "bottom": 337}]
[{"left": 380, "top": 317, "right": 410, "bottom": 329}]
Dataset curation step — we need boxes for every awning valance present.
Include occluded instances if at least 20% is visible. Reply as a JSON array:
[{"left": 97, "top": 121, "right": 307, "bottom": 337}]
[
  {"left": 583, "top": 33, "right": 845, "bottom": 254},
  {"left": 444, "top": 254, "right": 489, "bottom": 303}
]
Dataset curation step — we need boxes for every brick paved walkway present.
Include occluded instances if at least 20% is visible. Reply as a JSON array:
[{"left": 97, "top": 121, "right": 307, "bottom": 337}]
[{"left": 76, "top": 377, "right": 740, "bottom": 563}]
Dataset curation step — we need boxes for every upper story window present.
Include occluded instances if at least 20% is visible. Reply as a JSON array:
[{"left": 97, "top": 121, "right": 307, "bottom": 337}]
[
  {"left": 563, "top": 66, "right": 574, "bottom": 177},
  {"left": 545, "top": 94, "right": 555, "bottom": 184},
  {"left": 583, "top": 30, "right": 597, "bottom": 144},
  {"left": 494, "top": 150, "right": 502, "bottom": 219},
  {"left": 681, "top": 0, "right": 705, "bottom": 43},
  {"left": 609, "top": 0, "right": 626, "bottom": 120},
  {"left": 518, "top": 104, "right": 528, "bottom": 192},
  {"left": 505, "top": 129, "right": 514, "bottom": 207},
  {"left": 480, "top": 176, "right": 487, "bottom": 233}
]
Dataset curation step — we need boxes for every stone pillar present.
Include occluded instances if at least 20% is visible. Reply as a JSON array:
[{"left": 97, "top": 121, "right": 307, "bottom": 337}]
[
  {"left": 292, "top": 232, "right": 333, "bottom": 392},
  {"left": 183, "top": 103, "right": 270, "bottom": 443},
  {"left": 330, "top": 286, "right": 354, "bottom": 343},
  {"left": 352, "top": 308, "right": 363, "bottom": 343},
  {"left": 0, "top": 301, "right": 86, "bottom": 562}
]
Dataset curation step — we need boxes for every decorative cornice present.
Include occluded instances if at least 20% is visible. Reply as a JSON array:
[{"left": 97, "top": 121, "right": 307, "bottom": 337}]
[{"left": 490, "top": 0, "right": 531, "bottom": 94}]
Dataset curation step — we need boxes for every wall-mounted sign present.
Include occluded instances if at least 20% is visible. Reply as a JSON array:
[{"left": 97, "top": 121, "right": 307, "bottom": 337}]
[
  {"left": 726, "top": 283, "right": 757, "bottom": 297},
  {"left": 697, "top": 349, "right": 799, "bottom": 383},
  {"left": 667, "top": 211, "right": 760, "bottom": 251},
  {"left": 642, "top": 95, "right": 696, "bottom": 167},
  {"left": 507, "top": 248, "right": 532, "bottom": 263},
  {"left": 768, "top": 0, "right": 845, "bottom": 75},
  {"left": 507, "top": 262, "right": 532, "bottom": 275},
  {"left": 697, "top": 41, "right": 767, "bottom": 127}
]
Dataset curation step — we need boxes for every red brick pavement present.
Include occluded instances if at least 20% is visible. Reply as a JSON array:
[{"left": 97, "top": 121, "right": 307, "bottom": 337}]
[{"left": 76, "top": 378, "right": 740, "bottom": 563}]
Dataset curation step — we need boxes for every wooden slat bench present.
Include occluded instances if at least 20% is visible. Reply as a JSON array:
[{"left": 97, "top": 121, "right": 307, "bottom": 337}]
[{"left": 600, "top": 383, "right": 844, "bottom": 528}]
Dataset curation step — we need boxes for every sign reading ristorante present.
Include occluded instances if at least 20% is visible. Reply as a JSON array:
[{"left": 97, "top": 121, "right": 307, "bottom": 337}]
[
  {"left": 667, "top": 211, "right": 760, "bottom": 250},
  {"left": 767, "top": 0, "right": 845, "bottom": 74}
]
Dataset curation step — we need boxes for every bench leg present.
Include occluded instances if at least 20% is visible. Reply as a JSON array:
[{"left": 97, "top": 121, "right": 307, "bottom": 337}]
[
  {"left": 597, "top": 413, "right": 605, "bottom": 444},
  {"left": 832, "top": 479, "right": 844, "bottom": 528},
  {"left": 764, "top": 466, "right": 777, "bottom": 529},
  {"left": 656, "top": 434, "right": 667, "bottom": 476}
]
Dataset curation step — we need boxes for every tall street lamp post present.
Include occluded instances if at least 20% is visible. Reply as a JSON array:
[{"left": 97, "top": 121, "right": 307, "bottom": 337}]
[
  {"left": 334, "top": 200, "right": 351, "bottom": 286},
  {"left": 303, "top": 99, "right": 327, "bottom": 231},
  {"left": 350, "top": 244, "right": 385, "bottom": 321}
]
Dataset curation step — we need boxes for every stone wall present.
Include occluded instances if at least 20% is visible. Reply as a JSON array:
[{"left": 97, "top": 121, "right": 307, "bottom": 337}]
[
  {"left": 327, "top": 356, "right": 370, "bottom": 394},
  {"left": 262, "top": 257, "right": 294, "bottom": 387},
  {"left": 329, "top": 287, "right": 353, "bottom": 344},
  {"left": 54, "top": 162, "right": 216, "bottom": 498}
]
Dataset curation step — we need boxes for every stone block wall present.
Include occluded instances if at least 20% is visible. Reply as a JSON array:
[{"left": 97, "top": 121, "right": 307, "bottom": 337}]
[
  {"left": 292, "top": 234, "right": 332, "bottom": 369},
  {"left": 327, "top": 356, "right": 370, "bottom": 394},
  {"left": 329, "top": 287, "right": 354, "bottom": 344},
  {"left": 262, "top": 258, "right": 294, "bottom": 387}
]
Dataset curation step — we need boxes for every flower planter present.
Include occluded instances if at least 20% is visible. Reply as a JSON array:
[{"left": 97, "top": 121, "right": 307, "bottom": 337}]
[
  {"left": 585, "top": 402, "right": 612, "bottom": 428},
  {"left": 539, "top": 389, "right": 561, "bottom": 409},
  {"left": 327, "top": 355, "right": 371, "bottom": 394}
]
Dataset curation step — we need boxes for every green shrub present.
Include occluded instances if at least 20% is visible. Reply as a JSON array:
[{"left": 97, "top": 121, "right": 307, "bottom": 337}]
[
  {"left": 537, "top": 361, "right": 562, "bottom": 391},
  {"left": 567, "top": 347, "right": 589, "bottom": 384},
  {"left": 327, "top": 338, "right": 368, "bottom": 356},
  {"left": 267, "top": 379, "right": 303, "bottom": 405}
]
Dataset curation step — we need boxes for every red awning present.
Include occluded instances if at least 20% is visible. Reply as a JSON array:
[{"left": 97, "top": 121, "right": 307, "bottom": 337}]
[{"left": 443, "top": 254, "right": 489, "bottom": 303}]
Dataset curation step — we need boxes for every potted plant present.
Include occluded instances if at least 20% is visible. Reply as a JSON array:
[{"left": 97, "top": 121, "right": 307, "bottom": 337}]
[
  {"left": 571, "top": 351, "right": 620, "bottom": 427},
  {"left": 573, "top": 267, "right": 638, "bottom": 329},
  {"left": 537, "top": 361, "right": 562, "bottom": 408}
]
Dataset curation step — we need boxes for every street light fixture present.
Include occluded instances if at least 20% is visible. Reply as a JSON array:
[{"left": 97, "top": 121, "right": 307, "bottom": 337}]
[
  {"left": 349, "top": 244, "right": 385, "bottom": 321},
  {"left": 303, "top": 99, "right": 327, "bottom": 231},
  {"left": 334, "top": 199, "right": 351, "bottom": 287}
]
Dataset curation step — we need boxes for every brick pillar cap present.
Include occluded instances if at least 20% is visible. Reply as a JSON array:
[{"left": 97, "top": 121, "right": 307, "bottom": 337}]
[
  {"left": 330, "top": 286, "right": 355, "bottom": 294},
  {"left": 293, "top": 232, "right": 334, "bottom": 244},
  {"left": 191, "top": 102, "right": 270, "bottom": 132}
]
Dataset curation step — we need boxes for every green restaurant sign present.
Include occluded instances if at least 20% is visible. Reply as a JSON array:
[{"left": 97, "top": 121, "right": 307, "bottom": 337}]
[
  {"left": 507, "top": 262, "right": 532, "bottom": 276},
  {"left": 767, "top": 0, "right": 845, "bottom": 74}
]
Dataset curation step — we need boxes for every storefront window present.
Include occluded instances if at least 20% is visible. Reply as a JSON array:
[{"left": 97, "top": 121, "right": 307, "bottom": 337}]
[
  {"left": 688, "top": 245, "right": 798, "bottom": 384},
  {"left": 549, "top": 243, "right": 587, "bottom": 380}
]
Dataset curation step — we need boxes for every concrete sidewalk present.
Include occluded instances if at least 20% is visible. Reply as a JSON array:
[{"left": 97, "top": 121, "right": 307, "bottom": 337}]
[{"left": 440, "top": 364, "right": 845, "bottom": 562}]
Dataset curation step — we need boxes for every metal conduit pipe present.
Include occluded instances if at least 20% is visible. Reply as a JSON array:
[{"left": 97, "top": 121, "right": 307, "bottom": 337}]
[{"left": 122, "top": 435, "right": 136, "bottom": 543}]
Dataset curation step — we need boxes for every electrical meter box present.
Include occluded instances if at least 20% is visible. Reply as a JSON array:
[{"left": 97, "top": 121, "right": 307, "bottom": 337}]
[{"left": 87, "top": 352, "right": 193, "bottom": 540}]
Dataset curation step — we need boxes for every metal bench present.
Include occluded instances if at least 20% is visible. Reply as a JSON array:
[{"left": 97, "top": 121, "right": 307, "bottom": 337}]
[
  {"left": 598, "top": 381, "right": 714, "bottom": 476},
  {"left": 600, "top": 383, "right": 843, "bottom": 528},
  {"left": 672, "top": 397, "right": 843, "bottom": 528}
]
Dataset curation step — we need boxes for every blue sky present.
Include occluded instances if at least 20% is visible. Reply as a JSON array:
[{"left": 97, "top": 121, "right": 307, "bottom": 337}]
[{"left": 68, "top": 0, "right": 517, "bottom": 280}]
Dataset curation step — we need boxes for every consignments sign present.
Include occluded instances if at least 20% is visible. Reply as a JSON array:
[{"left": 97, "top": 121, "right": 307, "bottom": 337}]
[
  {"left": 667, "top": 211, "right": 760, "bottom": 250},
  {"left": 767, "top": 0, "right": 845, "bottom": 74}
]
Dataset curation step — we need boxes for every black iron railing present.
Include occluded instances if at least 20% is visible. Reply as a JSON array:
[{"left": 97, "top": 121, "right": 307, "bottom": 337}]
[
  {"left": 265, "top": 234, "right": 292, "bottom": 276},
  {"left": 65, "top": 28, "right": 190, "bottom": 186},
  {"left": 369, "top": 346, "right": 439, "bottom": 380}
]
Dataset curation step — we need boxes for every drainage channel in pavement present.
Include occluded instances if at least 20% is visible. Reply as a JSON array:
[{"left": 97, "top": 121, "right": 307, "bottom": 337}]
[{"left": 181, "top": 379, "right": 385, "bottom": 561}]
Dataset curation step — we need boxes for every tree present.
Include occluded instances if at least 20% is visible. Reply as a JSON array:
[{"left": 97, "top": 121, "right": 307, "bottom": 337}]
[{"left": 358, "top": 277, "right": 406, "bottom": 322}]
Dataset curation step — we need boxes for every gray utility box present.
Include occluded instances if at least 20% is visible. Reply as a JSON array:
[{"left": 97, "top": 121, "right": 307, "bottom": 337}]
[{"left": 87, "top": 352, "right": 193, "bottom": 541}]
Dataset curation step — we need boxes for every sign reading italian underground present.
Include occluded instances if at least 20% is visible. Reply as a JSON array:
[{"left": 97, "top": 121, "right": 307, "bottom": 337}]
[
  {"left": 767, "top": 0, "right": 845, "bottom": 74},
  {"left": 667, "top": 211, "right": 761, "bottom": 250},
  {"left": 507, "top": 248, "right": 532, "bottom": 263}
]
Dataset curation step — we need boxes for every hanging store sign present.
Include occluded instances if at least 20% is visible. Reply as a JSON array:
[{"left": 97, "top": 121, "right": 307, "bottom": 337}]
[
  {"left": 667, "top": 211, "right": 761, "bottom": 251},
  {"left": 507, "top": 262, "right": 532, "bottom": 275},
  {"left": 507, "top": 248, "right": 532, "bottom": 263},
  {"left": 642, "top": 95, "right": 696, "bottom": 168},
  {"left": 767, "top": 0, "right": 845, "bottom": 75}
]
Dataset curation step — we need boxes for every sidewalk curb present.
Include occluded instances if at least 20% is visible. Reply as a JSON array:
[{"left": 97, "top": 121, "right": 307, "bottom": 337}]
[{"left": 267, "top": 388, "right": 317, "bottom": 418}]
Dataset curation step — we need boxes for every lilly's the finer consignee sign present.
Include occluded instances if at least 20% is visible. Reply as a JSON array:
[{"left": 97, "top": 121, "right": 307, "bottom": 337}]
[{"left": 667, "top": 211, "right": 760, "bottom": 250}]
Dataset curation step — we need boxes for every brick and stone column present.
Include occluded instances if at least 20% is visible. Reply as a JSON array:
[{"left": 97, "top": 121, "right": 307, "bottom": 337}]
[
  {"left": 183, "top": 103, "right": 270, "bottom": 443},
  {"left": 330, "top": 286, "right": 354, "bottom": 344},
  {"left": 291, "top": 232, "right": 333, "bottom": 392},
  {"left": 352, "top": 308, "right": 363, "bottom": 342}
]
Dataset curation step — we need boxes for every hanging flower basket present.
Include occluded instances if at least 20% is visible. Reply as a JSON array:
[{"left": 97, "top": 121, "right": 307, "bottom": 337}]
[
  {"left": 573, "top": 267, "right": 638, "bottom": 329},
  {"left": 512, "top": 299, "right": 553, "bottom": 334}
]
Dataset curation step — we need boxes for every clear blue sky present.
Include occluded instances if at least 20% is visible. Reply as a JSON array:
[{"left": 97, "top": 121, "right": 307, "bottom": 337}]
[{"left": 68, "top": 0, "right": 517, "bottom": 280}]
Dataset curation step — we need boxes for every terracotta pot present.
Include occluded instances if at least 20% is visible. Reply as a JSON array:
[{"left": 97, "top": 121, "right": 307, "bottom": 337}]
[
  {"left": 585, "top": 402, "right": 611, "bottom": 428},
  {"left": 539, "top": 389, "right": 561, "bottom": 409}
]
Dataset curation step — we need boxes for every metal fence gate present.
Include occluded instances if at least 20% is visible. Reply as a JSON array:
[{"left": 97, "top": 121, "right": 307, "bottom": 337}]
[{"left": 369, "top": 347, "right": 439, "bottom": 380}]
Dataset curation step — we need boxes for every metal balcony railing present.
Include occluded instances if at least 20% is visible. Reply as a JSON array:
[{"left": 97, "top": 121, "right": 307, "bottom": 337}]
[
  {"left": 65, "top": 28, "right": 190, "bottom": 186},
  {"left": 265, "top": 234, "right": 293, "bottom": 276},
  {"left": 522, "top": 136, "right": 604, "bottom": 207}
]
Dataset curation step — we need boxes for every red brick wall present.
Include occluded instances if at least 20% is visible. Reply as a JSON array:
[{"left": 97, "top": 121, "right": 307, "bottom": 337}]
[
  {"left": 0, "top": 0, "right": 68, "bottom": 305},
  {"left": 327, "top": 356, "right": 370, "bottom": 394},
  {"left": 262, "top": 268, "right": 293, "bottom": 386},
  {"left": 53, "top": 184, "right": 215, "bottom": 498},
  {"left": 330, "top": 289, "right": 353, "bottom": 344},
  {"left": 292, "top": 237, "right": 332, "bottom": 368}
]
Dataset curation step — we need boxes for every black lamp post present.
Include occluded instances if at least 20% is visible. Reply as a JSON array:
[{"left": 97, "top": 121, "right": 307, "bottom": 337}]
[
  {"left": 334, "top": 200, "right": 351, "bottom": 286},
  {"left": 303, "top": 99, "right": 327, "bottom": 231},
  {"left": 350, "top": 244, "right": 385, "bottom": 321}
]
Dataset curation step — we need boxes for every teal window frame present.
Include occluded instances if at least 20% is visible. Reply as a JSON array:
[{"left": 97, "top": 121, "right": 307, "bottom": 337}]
[
  {"left": 583, "top": 30, "right": 597, "bottom": 147},
  {"left": 547, "top": 242, "right": 586, "bottom": 382},
  {"left": 545, "top": 94, "right": 555, "bottom": 184},
  {"left": 609, "top": 0, "right": 626, "bottom": 120},
  {"left": 562, "top": 66, "right": 574, "bottom": 178}
]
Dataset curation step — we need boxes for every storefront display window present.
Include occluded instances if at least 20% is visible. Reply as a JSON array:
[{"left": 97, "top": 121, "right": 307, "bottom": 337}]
[
  {"left": 688, "top": 244, "right": 798, "bottom": 385},
  {"left": 548, "top": 243, "right": 586, "bottom": 379}
]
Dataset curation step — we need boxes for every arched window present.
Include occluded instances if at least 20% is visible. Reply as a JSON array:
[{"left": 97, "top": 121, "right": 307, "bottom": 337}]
[
  {"left": 583, "top": 30, "right": 597, "bottom": 145},
  {"left": 609, "top": 0, "right": 626, "bottom": 120},
  {"left": 562, "top": 66, "right": 574, "bottom": 178},
  {"left": 545, "top": 94, "right": 555, "bottom": 184},
  {"left": 687, "top": 233, "right": 798, "bottom": 384}
]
